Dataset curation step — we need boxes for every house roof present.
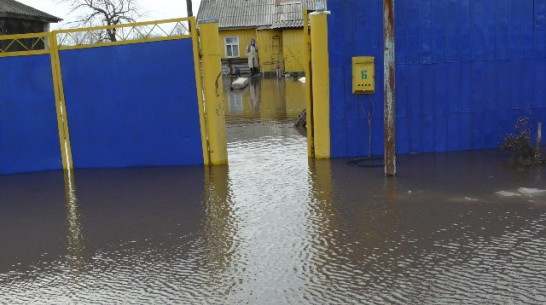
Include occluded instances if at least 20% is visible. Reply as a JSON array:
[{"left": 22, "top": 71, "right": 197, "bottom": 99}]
[
  {"left": 0, "top": 0, "right": 62, "bottom": 23},
  {"left": 198, "top": 0, "right": 326, "bottom": 30}
]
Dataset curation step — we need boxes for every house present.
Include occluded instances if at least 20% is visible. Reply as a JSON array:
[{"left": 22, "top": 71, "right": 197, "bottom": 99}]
[
  {"left": 0, "top": 0, "right": 61, "bottom": 51},
  {"left": 197, "top": 0, "right": 326, "bottom": 75}
]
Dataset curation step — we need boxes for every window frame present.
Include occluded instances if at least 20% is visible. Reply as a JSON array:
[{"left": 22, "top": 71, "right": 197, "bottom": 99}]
[{"left": 224, "top": 36, "right": 240, "bottom": 58}]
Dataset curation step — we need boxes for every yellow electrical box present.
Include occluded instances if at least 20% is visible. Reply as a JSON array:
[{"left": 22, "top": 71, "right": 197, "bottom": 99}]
[{"left": 352, "top": 56, "right": 375, "bottom": 94}]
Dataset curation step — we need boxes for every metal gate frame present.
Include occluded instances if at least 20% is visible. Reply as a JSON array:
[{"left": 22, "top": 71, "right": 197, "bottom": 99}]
[{"left": 0, "top": 17, "right": 210, "bottom": 172}]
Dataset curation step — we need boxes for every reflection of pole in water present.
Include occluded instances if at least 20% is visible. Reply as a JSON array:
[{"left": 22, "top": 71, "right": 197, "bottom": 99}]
[
  {"left": 203, "top": 166, "right": 238, "bottom": 271},
  {"left": 278, "top": 78, "right": 287, "bottom": 115},
  {"left": 63, "top": 170, "right": 85, "bottom": 271},
  {"left": 249, "top": 77, "right": 261, "bottom": 112},
  {"left": 383, "top": 176, "right": 399, "bottom": 242},
  {"left": 307, "top": 159, "right": 337, "bottom": 279}
]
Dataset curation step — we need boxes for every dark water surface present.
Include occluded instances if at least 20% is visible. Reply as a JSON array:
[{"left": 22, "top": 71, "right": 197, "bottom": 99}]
[{"left": 1, "top": 78, "right": 545, "bottom": 304}]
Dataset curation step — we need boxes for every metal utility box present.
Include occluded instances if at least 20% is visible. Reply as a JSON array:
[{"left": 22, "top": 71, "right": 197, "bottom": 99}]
[{"left": 352, "top": 56, "right": 375, "bottom": 94}]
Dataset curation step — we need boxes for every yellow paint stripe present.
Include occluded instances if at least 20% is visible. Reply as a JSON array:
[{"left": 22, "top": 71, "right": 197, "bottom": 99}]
[
  {"left": 0, "top": 31, "right": 49, "bottom": 40},
  {"left": 190, "top": 17, "right": 211, "bottom": 166},
  {"left": 0, "top": 50, "right": 50, "bottom": 58}
]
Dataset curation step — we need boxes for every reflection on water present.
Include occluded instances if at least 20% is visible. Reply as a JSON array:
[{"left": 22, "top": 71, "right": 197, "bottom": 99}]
[
  {"left": 1, "top": 77, "right": 546, "bottom": 304},
  {"left": 224, "top": 76, "right": 305, "bottom": 120},
  {"left": 64, "top": 170, "right": 85, "bottom": 272}
]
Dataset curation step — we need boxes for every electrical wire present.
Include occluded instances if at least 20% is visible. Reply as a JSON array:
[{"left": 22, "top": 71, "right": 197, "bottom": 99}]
[{"left": 350, "top": 94, "right": 384, "bottom": 168}]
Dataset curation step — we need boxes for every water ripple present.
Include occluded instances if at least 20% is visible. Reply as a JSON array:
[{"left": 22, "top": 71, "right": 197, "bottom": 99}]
[{"left": 1, "top": 78, "right": 546, "bottom": 303}]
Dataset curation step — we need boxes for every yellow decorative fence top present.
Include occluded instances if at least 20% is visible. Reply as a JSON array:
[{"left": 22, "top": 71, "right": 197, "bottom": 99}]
[
  {"left": 0, "top": 17, "right": 193, "bottom": 57},
  {"left": 55, "top": 18, "right": 192, "bottom": 50},
  {"left": 0, "top": 32, "right": 51, "bottom": 57}
]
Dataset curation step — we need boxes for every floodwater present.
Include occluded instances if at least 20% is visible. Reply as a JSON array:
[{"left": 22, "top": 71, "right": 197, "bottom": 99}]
[{"left": 1, "top": 77, "right": 546, "bottom": 304}]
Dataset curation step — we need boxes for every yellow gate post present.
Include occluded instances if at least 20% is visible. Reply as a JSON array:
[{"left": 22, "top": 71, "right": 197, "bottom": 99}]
[
  {"left": 303, "top": 10, "right": 315, "bottom": 158},
  {"left": 199, "top": 20, "right": 228, "bottom": 165},
  {"left": 190, "top": 17, "right": 211, "bottom": 166},
  {"left": 310, "top": 9, "right": 331, "bottom": 159},
  {"left": 49, "top": 31, "right": 74, "bottom": 170}
]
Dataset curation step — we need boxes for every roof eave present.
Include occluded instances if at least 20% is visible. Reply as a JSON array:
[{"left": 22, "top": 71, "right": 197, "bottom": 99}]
[
  {"left": 271, "top": 25, "right": 303, "bottom": 30},
  {"left": 217, "top": 25, "right": 270, "bottom": 31},
  {"left": 0, "top": 12, "right": 62, "bottom": 23}
]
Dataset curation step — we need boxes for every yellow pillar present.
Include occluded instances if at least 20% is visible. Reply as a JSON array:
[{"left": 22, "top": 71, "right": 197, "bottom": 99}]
[
  {"left": 190, "top": 17, "right": 210, "bottom": 166},
  {"left": 50, "top": 31, "right": 74, "bottom": 170},
  {"left": 303, "top": 10, "right": 315, "bottom": 158},
  {"left": 310, "top": 11, "right": 331, "bottom": 159},
  {"left": 200, "top": 20, "right": 228, "bottom": 165}
]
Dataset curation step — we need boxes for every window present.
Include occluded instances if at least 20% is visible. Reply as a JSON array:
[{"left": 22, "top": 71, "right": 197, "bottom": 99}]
[{"left": 225, "top": 36, "right": 239, "bottom": 57}]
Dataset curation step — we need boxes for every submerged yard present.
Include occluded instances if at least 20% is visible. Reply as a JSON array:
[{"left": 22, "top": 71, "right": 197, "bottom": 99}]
[{"left": 1, "top": 77, "right": 545, "bottom": 304}]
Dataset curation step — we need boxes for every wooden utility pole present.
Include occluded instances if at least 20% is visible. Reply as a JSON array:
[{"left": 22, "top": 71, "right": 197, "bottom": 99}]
[
  {"left": 186, "top": 0, "right": 193, "bottom": 32},
  {"left": 186, "top": 0, "right": 193, "bottom": 17},
  {"left": 384, "top": 0, "right": 396, "bottom": 176}
]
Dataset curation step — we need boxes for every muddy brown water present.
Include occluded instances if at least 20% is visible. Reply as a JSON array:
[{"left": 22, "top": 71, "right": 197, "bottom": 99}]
[{"left": 1, "top": 77, "right": 545, "bottom": 304}]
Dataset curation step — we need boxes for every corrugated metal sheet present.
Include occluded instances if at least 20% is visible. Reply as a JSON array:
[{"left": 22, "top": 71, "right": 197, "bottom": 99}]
[
  {"left": 198, "top": 0, "right": 273, "bottom": 29},
  {"left": 328, "top": 0, "right": 546, "bottom": 158},
  {"left": 198, "top": 0, "right": 326, "bottom": 30},
  {"left": 272, "top": 2, "right": 303, "bottom": 29},
  {"left": 0, "top": 0, "right": 61, "bottom": 22}
]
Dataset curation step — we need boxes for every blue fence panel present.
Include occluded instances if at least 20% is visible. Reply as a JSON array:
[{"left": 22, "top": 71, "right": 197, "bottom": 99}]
[
  {"left": 405, "top": 0, "right": 421, "bottom": 63},
  {"left": 431, "top": 0, "right": 446, "bottom": 63},
  {"left": 536, "top": 59, "right": 546, "bottom": 107},
  {"left": 447, "top": 113, "right": 461, "bottom": 151},
  {"left": 521, "top": 0, "right": 535, "bottom": 58},
  {"left": 328, "top": 0, "right": 384, "bottom": 158},
  {"left": 421, "top": 65, "right": 435, "bottom": 116},
  {"left": 446, "top": 63, "right": 461, "bottom": 114},
  {"left": 460, "top": 0, "right": 472, "bottom": 61},
  {"left": 0, "top": 55, "right": 62, "bottom": 174},
  {"left": 509, "top": 60, "right": 523, "bottom": 110},
  {"left": 327, "top": 0, "right": 546, "bottom": 158},
  {"left": 508, "top": 0, "right": 523, "bottom": 60},
  {"left": 496, "top": 61, "right": 511, "bottom": 110},
  {"left": 445, "top": 0, "right": 460, "bottom": 62},
  {"left": 60, "top": 39, "right": 203, "bottom": 168},
  {"left": 435, "top": 114, "right": 448, "bottom": 152},
  {"left": 536, "top": 1, "right": 546, "bottom": 57},
  {"left": 496, "top": 0, "right": 510, "bottom": 60}
]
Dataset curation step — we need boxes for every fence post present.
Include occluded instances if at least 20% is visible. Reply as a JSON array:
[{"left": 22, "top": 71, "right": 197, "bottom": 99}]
[
  {"left": 49, "top": 31, "right": 73, "bottom": 171},
  {"left": 310, "top": 9, "right": 331, "bottom": 159},
  {"left": 303, "top": 10, "right": 315, "bottom": 158},
  {"left": 190, "top": 17, "right": 211, "bottom": 166},
  {"left": 199, "top": 20, "right": 228, "bottom": 165}
]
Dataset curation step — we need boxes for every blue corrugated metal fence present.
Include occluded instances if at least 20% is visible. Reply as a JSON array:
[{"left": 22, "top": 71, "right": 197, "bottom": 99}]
[
  {"left": 0, "top": 55, "right": 63, "bottom": 174},
  {"left": 328, "top": 0, "right": 546, "bottom": 158},
  {"left": 61, "top": 39, "right": 204, "bottom": 168}
]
